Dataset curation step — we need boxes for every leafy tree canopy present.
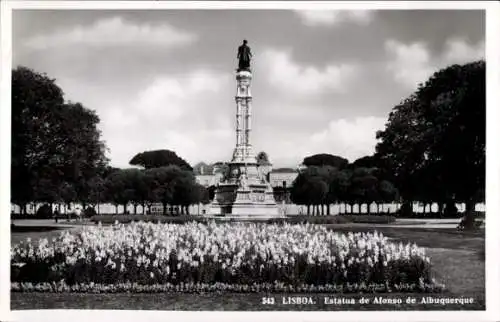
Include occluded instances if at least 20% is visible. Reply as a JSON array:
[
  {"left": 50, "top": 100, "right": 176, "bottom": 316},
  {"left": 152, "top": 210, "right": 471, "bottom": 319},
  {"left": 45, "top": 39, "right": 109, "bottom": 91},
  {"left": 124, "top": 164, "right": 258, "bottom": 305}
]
[
  {"left": 302, "top": 154, "right": 349, "bottom": 169},
  {"left": 376, "top": 60, "right": 485, "bottom": 226},
  {"left": 129, "top": 149, "right": 192, "bottom": 171}
]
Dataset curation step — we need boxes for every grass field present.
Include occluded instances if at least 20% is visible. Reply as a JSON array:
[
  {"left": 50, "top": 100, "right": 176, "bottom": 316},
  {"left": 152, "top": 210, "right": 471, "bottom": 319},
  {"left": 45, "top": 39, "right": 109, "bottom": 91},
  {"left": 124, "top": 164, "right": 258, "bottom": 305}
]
[{"left": 10, "top": 221, "right": 484, "bottom": 310}]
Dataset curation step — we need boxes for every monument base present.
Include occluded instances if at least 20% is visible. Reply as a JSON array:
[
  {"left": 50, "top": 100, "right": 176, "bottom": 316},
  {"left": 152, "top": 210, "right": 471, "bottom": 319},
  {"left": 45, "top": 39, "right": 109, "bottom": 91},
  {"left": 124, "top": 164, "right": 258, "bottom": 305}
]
[{"left": 208, "top": 162, "right": 283, "bottom": 220}]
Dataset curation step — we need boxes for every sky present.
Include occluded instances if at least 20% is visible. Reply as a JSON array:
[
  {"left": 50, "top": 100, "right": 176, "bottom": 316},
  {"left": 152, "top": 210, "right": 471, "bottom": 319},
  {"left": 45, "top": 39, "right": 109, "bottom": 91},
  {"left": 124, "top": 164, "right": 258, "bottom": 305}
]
[{"left": 12, "top": 9, "right": 485, "bottom": 168}]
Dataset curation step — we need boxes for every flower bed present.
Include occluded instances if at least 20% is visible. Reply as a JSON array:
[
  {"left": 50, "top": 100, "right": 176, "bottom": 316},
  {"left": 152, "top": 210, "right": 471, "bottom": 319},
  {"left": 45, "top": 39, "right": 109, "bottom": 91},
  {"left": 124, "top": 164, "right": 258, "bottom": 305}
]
[{"left": 11, "top": 222, "right": 444, "bottom": 293}]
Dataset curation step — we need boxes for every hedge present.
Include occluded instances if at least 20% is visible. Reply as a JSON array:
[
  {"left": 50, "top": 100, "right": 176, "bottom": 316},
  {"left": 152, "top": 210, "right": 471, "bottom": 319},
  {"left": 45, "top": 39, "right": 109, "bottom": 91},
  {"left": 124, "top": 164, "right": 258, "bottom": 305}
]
[{"left": 89, "top": 214, "right": 396, "bottom": 225}]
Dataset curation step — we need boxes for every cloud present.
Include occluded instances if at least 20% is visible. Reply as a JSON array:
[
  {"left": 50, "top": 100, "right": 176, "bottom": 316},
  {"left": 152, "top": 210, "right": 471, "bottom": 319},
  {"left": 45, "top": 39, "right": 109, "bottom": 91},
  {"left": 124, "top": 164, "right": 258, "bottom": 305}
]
[
  {"left": 259, "top": 116, "right": 386, "bottom": 166},
  {"left": 442, "top": 38, "right": 485, "bottom": 65},
  {"left": 23, "top": 16, "right": 197, "bottom": 50},
  {"left": 97, "top": 69, "right": 232, "bottom": 167},
  {"left": 261, "top": 49, "right": 358, "bottom": 95},
  {"left": 134, "top": 70, "right": 228, "bottom": 119},
  {"left": 385, "top": 40, "right": 433, "bottom": 88},
  {"left": 295, "top": 10, "right": 374, "bottom": 27},
  {"left": 385, "top": 38, "right": 485, "bottom": 89},
  {"left": 308, "top": 116, "right": 386, "bottom": 161}
]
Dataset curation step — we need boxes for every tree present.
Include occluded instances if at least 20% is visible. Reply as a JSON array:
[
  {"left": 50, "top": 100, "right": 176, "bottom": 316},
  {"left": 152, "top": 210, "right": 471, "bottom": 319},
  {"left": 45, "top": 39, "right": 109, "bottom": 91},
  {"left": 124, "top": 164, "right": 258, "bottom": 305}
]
[
  {"left": 171, "top": 170, "right": 198, "bottom": 215},
  {"left": 290, "top": 167, "right": 328, "bottom": 215},
  {"left": 350, "top": 156, "right": 379, "bottom": 170},
  {"left": 58, "top": 102, "right": 109, "bottom": 207},
  {"left": 375, "top": 95, "right": 426, "bottom": 204},
  {"left": 302, "top": 154, "right": 349, "bottom": 169},
  {"left": 11, "top": 66, "right": 64, "bottom": 213},
  {"left": 129, "top": 150, "right": 192, "bottom": 170},
  {"left": 104, "top": 170, "right": 130, "bottom": 214},
  {"left": 256, "top": 151, "right": 271, "bottom": 165},
  {"left": 88, "top": 176, "right": 106, "bottom": 214},
  {"left": 306, "top": 176, "right": 329, "bottom": 216},
  {"left": 146, "top": 166, "right": 185, "bottom": 215},
  {"left": 377, "top": 180, "right": 399, "bottom": 213},
  {"left": 376, "top": 60, "right": 485, "bottom": 228},
  {"left": 197, "top": 184, "right": 211, "bottom": 205},
  {"left": 207, "top": 185, "right": 217, "bottom": 202},
  {"left": 335, "top": 169, "right": 353, "bottom": 214},
  {"left": 58, "top": 182, "right": 77, "bottom": 214},
  {"left": 119, "top": 169, "right": 148, "bottom": 215},
  {"left": 11, "top": 66, "right": 108, "bottom": 214},
  {"left": 348, "top": 168, "right": 379, "bottom": 214}
]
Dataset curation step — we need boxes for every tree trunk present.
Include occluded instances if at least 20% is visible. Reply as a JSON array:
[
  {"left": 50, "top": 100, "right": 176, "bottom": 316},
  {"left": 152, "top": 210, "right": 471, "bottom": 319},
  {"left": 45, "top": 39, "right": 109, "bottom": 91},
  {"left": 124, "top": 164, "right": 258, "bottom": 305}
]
[
  {"left": 163, "top": 202, "right": 167, "bottom": 215},
  {"left": 327, "top": 204, "right": 331, "bottom": 216},
  {"left": 463, "top": 199, "right": 476, "bottom": 230},
  {"left": 134, "top": 204, "right": 137, "bottom": 215},
  {"left": 437, "top": 202, "right": 442, "bottom": 217},
  {"left": 115, "top": 205, "right": 118, "bottom": 215},
  {"left": 307, "top": 205, "right": 310, "bottom": 216}
]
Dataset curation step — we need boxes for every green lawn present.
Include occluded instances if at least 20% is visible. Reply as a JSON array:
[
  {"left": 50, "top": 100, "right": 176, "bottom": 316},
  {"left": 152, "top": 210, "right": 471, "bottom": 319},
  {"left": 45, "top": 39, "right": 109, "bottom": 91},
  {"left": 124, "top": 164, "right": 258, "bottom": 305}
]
[{"left": 10, "top": 223, "right": 484, "bottom": 310}]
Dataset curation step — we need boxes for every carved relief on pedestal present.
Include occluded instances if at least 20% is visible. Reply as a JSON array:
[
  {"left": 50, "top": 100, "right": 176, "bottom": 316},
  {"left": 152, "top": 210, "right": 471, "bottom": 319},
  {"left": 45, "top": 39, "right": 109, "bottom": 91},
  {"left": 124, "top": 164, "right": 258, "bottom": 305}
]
[{"left": 249, "top": 192, "right": 265, "bottom": 203}]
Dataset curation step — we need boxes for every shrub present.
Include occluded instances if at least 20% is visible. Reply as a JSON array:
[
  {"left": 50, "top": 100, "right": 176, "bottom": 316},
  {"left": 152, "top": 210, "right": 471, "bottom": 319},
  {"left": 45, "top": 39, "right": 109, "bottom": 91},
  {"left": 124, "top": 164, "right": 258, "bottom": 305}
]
[
  {"left": 443, "top": 201, "right": 458, "bottom": 217},
  {"left": 283, "top": 215, "right": 395, "bottom": 225},
  {"left": 348, "top": 215, "right": 396, "bottom": 224},
  {"left": 83, "top": 207, "right": 97, "bottom": 218},
  {"left": 395, "top": 210, "right": 485, "bottom": 219},
  {"left": 11, "top": 222, "right": 442, "bottom": 293},
  {"left": 90, "top": 214, "right": 208, "bottom": 225},
  {"left": 398, "top": 202, "right": 413, "bottom": 218},
  {"left": 89, "top": 214, "right": 396, "bottom": 226},
  {"left": 35, "top": 204, "right": 53, "bottom": 219}
]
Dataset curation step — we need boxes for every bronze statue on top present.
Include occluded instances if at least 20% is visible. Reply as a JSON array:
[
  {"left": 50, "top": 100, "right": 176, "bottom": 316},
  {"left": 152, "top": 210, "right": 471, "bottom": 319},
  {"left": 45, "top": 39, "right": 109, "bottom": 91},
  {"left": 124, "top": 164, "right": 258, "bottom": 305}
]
[{"left": 237, "top": 39, "right": 252, "bottom": 72}]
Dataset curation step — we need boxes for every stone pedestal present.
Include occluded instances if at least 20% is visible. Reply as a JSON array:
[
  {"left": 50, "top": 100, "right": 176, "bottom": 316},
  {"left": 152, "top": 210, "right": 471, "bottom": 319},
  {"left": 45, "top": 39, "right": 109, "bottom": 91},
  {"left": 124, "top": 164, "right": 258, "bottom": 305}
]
[{"left": 209, "top": 70, "right": 281, "bottom": 219}]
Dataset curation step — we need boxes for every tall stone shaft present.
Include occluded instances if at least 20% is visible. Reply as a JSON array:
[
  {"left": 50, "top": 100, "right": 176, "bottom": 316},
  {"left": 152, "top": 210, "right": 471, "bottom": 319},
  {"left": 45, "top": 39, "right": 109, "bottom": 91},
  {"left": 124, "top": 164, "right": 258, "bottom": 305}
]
[{"left": 232, "top": 70, "right": 254, "bottom": 163}]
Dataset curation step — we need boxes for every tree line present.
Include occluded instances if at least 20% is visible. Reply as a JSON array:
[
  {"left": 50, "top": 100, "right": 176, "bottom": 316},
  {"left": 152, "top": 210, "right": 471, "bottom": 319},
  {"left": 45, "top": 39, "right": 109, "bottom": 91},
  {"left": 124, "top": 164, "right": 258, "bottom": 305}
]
[
  {"left": 11, "top": 60, "right": 485, "bottom": 228},
  {"left": 289, "top": 154, "right": 398, "bottom": 216},
  {"left": 11, "top": 66, "right": 207, "bottom": 216}
]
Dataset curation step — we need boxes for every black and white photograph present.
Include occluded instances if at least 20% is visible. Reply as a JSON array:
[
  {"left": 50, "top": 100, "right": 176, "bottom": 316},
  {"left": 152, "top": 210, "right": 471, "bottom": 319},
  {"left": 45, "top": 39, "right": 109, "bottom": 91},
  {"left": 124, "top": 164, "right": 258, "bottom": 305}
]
[{"left": 1, "top": 1, "right": 499, "bottom": 321}]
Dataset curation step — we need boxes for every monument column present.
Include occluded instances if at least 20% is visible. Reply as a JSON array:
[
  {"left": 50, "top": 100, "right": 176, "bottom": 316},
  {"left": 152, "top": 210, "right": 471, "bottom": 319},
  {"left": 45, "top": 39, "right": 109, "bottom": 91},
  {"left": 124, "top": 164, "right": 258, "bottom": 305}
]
[
  {"left": 209, "top": 40, "right": 280, "bottom": 218},
  {"left": 245, "top": 96, "right": 252, "bottom": 159},
  {"left": 233, "top": 71, "right": 253, "bottom": 162},
  {"left": 236, "top": 96, "right": 243, "bottom": 147}
]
